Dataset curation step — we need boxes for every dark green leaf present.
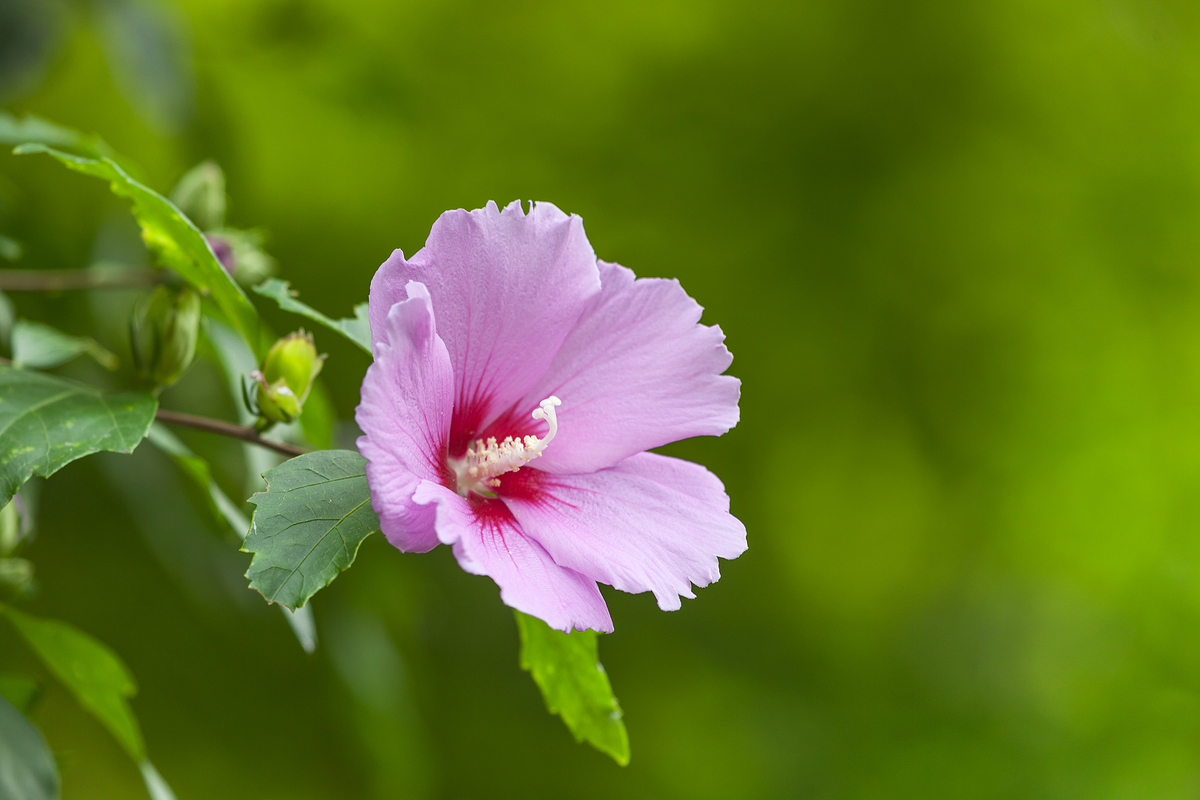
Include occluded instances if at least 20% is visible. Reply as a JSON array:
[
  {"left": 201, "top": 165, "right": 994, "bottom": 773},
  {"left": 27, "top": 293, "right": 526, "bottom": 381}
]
[
  {"left": 11, "top": 320, "right": 119, "bottom": 371},
  {"left": 254, "top": 278, "right": 371, "bottom": 354},
  {"left": 516, "top": 611, "right": 630, "bottom": 765},
  {"left": 1, "top": 605, "right": 144, "bottom": 760},
  {"left": 244, "top": 450, "right": 379, "bottom": 610},
  {"left": 13, "top": 144, "right": 269, "bottom": 358},
  {"left": 0, "top": 692, "right": 59, "bottom": 800},
  {"left": 0, "top": 365, "right": 157, "bottom": 507}
]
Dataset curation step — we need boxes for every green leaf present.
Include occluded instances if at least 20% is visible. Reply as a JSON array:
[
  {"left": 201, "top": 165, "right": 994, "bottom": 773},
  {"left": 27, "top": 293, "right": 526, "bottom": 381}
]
[
  {"left": 0, "top": 692, "right": 59, "bottom": 800},
  {"left": 1, "top": 605, "right": 144, "bottom": 760},
  {"left": 0, "top": 111, "right": 114, "bottom": 159},
  {"left": 0, "top": 365, "right": 157, "bottom": 507},
  {"left": 11, "top": 320, "right": 119, "bottom": 371},
  {"left": 244, "top": 450, "right": 379, "bottom": 610},
  {"left": 515, "top": 611, "right": 630, "bottom": 765},
  {"left": 254, "top": 278, "right": 371, "bottom": 354},
  {"left": 13, "top": 144, "right": 269, "bottom": 358}
]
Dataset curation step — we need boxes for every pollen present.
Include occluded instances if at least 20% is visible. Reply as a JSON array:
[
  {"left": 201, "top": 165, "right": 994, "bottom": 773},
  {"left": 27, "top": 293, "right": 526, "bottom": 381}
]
[{"left": 451, "top": 396, "right": 561, "bottom": 497}]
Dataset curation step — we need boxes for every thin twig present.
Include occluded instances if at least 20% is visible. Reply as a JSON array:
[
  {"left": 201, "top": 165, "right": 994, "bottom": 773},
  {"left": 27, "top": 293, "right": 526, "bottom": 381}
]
[
  {"left": 155, "top": 408, "right": 309, "bottom": 458},
  {"left": 0, "top": 267, "right": 160, "bottom": 291}
]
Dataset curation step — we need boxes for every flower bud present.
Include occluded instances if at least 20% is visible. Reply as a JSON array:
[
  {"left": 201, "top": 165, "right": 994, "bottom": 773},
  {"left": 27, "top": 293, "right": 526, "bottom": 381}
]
[
  {"left": 170, "top": 161, "right": 226, "bottom": 231},
  {"left": 130, "top": 285, "right": 201, "bottom": 390},
  {"left": 253, "top": 331, "right": 325, "bottom": 424}
]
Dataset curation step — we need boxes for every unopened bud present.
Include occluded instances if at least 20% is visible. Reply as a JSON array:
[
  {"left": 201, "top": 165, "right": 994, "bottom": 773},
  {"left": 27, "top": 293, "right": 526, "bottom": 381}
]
[
  {"left": 170, "top": 161, "right": 226, "bottom": 231},
  {"left": 130, "top": 285, "right": 201, "bottom": 390},
  {"left": 253, "top": 331, "right": 325, "bottom": 424}
]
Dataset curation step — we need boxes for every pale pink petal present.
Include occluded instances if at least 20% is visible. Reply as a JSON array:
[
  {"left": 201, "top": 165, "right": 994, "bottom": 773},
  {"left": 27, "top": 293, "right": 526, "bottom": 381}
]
[
  {"left": 518, "top": 260, "right": 739, "bottom": 475},
  {"left": 413, "top": 481, "right": 613, "bottom": 633},
  {"left": 369, "top": 201, "right": 601, "bottom": 446},
  {"left": 503, "top": 453, "right": 746, "bottom": 611},
  {"left": 355, "top": 282, "right": 454, "bottom": 553}
]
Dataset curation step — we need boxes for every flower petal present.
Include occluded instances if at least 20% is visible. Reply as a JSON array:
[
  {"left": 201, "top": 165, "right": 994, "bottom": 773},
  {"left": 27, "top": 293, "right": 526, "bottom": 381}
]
[
  {"left": 504, "top": 453, "right": 746, "bottom": 611},
  {"left": 413, "top": 481, "right": 613, "bottom": 633},
  {"left": 370, "top": 201, "right": 601, "bottom": 449},
  {"left": 356, "top": 282, "right": 454, "bottom": 553},
  {"left": 520, "top": 260, "right": 740, "bottom": 474}
]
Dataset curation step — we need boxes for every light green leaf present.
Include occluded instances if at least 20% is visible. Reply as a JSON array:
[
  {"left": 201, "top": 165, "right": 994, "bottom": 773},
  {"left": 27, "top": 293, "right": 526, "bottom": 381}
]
[
  {"left": 11, "top": 320, "right": 119, "bottom": 371},
  {"left": 516, "top": 611, "right": 630, "bottom": 765},
  {"left": 244, "top": 450, "right": 379, "bottom": 610},
  {"left": 254, "top": 278, "right": 371, "bottom": 354},
  {"left": 0, "top": 111, "right": 113, "bottom": 159},
  {"left": 1, "top": 605, "right": 144, "bottom": 760},
  {"left": 145, "top": 423, "right": 318, "bottom": 652},
  {"left": 14, "top": 144, "right": 269, "bottom": 358},
  {"left": 0, "top": 365, "right": 157, "bottom": 507},
  {"left": 0, "top": 692, "right": 59, "bottom": 800}
]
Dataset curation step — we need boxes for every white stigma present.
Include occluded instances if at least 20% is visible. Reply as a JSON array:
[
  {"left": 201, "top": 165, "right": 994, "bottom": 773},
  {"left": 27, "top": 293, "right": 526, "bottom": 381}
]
[{"left": 452, "top": 396, "right": 561, "bottom": 497}]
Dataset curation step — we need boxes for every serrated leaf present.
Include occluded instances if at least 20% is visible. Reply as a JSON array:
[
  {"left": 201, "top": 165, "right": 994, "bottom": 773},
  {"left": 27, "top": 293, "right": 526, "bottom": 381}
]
[
  {"left": 516, "top": 611, "right": 630, "bottom": 765},
  {"left": 1, "top": 605, "right": 144, "bottom": 760},
  {"left": 244, "top": 450, "right": 379, "bottom": 610},
  {"left": 14, "top": 144, "right": 269, "bottom": 358},
  {"left": 254, "top": 278, "right": 371, "bottom": 354},
  {"left": 0, "top": 692, "right": 59, "bottom": 800},
  {"left": 0, "top": 365, "right": 157, "bottom": 507},
  {"left": 11, "top": 320, "right": 119, "bottom": 371}
]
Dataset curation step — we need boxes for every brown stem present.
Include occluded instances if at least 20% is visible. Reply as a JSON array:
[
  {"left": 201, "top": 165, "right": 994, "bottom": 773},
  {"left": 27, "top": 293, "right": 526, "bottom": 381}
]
[
  {"left": 155, "top": 409, "right": 309, "bottom": 458},
  {"left": 0, "top": 267, "right": 160, "bottom": 291}
]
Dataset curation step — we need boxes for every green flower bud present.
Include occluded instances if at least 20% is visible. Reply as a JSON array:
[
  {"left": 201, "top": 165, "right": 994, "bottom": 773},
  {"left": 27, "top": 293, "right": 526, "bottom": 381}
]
[
  {"left": 130, "top": 285, "right": 201, "bottom": 390},
  {"left": 170, "top": 160, "right": 226, "bottom": 231},
  {"left": 253, "top": 331, "right": 325, "bottom": 424}
]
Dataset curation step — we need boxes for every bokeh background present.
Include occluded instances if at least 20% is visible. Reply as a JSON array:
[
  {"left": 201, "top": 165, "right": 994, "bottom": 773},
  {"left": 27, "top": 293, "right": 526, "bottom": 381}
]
[{"left": 3, "top": 0, "right": 1200, "bottom": 797}]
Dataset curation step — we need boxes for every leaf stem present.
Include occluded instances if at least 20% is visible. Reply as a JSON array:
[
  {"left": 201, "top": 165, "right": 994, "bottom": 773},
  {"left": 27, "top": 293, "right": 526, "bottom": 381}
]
[
  {"left": 0, "top": 267, "right": 160, "bottom": 291},
  {"left": 155, "top": 409, "right": 308, "bottom": 458}
]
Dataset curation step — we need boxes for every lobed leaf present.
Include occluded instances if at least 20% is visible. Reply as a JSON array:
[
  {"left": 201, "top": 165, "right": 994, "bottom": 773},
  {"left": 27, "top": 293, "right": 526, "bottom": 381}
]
[
  {"left": 13, "top": 144, "right": 269, "bottom": 358},
  {"left": 0, "top": 365, "right": 156, "bottom": 507},
  {"left": 516, "top": 611, "right": 630, "bottom": 765},
  {"left": 1, "top": 605, "right": 144, "bottom": 760},
  {"left": 0, "top": 692, "right": 59, "bottom": 800},
  {"left": 11, "top": 320, "right": 119, "bottom": 371},
  {"left": 254, "top": 278, "right": 372, "bottom": 354},
  {"left": 244, "top": 450, "right": 379, "bottom": 610}
]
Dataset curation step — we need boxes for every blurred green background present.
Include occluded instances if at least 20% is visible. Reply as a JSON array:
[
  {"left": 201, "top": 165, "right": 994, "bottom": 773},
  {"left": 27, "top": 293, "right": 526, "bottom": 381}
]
[{"left": 4, "top": 0, "right": 1200, "bottom": 797}]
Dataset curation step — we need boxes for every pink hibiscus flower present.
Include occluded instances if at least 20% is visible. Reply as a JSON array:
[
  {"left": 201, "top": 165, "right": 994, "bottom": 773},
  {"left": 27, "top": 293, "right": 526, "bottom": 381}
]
[{"left": 356, "top": 201, "right": 745, "bottom": 632}]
